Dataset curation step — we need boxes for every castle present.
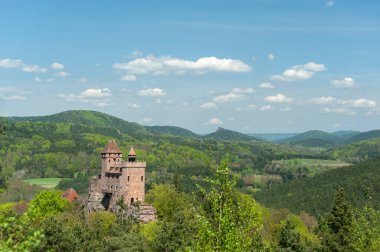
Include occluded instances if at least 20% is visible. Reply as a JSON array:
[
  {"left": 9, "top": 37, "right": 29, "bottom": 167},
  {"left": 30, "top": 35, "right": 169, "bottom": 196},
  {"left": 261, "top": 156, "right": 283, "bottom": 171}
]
[{"left": 87, "top": 140, "right": 153, "bottom": 219}]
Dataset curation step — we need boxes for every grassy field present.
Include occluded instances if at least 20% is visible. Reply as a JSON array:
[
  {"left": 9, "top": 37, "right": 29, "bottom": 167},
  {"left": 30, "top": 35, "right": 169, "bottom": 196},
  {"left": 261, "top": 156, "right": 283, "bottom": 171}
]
[
  {"left": 271, "top": 158, "right": 351, "bottom": 175},
  {"left": 23, "top": 178, "right": 64, "bottom": 189}
]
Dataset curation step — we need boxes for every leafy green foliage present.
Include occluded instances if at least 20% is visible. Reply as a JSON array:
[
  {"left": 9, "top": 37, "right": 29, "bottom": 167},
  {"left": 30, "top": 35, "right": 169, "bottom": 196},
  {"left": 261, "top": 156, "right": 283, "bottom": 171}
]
[
  {"left": 203, "top": 127, "right": 261, "bottom": 142},
  {"left": 194, "top": 160, "right": 264, "bottom": 251},
  {"left": 26, "top": 190, "right": 68, "bottom": 219},
  {"left": 0, "top": 202, "right": 43, "bottom": 252}
]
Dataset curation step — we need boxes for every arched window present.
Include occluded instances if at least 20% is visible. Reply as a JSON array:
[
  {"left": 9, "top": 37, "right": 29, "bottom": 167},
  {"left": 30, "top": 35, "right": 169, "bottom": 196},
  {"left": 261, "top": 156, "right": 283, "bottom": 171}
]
[
  {"left": 141, "top": 176, "right": 143, "bottom": 182},
  {"left": 131, "top": 198, "right": 134, "bottom": 204},
  {"left": 127, "top": 176, "right": 130, "bottom": 182}
]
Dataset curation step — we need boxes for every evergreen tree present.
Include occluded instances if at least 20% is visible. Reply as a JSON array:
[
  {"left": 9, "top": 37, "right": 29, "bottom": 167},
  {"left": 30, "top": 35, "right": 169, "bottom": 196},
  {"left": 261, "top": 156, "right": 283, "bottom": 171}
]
[{"left": 317, "top": 187, "right": 354, "bottom": 251}]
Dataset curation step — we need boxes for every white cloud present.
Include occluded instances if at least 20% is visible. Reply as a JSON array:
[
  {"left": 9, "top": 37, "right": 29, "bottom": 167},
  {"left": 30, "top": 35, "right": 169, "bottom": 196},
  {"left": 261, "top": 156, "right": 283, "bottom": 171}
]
[
  {"left": 326, "top": 1, "right": 334, "bottom": 7},
  {"left": 322, "top": 107, "right": 356, "bottom": 115},
  {"left": 232, "top": 88, "right": 255, "bottom": 94},
  {"left": 82, "top": 88, "right": 111, "bottom": 98},
  {"left": 309, "top": 96, "right": 337, "bottom": 104},
  {"left": 0, "top": 87, "right": 28, "bottom": 101},
  {"left": 265, "top": 93, "right": 293, "bottom": 103},
  {"left": 259, "top": 105, "right": 273, "bottom": 111},
  {"left": 59, "top": 88, "right": 113, "bottom": 107},
  {"left": 0, "top": 58, "right": 23, "bottom": 68},
  {"left": 303, "top": 62, "right": 326, "bottom": 72},
  {"left": 0, "top": 58, "right": 48, "bottom": 74},
  {"left": 267, "top": 53, "right": 275, "bottom": 60},
  {"left": 213, "top": 93, "right": 245, "bottom": 103},
  {"left": 272, "top": 62, "right": 326, "bottom": 81},
  {"left": 338, "top": 98, "right": 376, "bottom": 108},
  {"left": 200, "top": 102, "right": 217, "bottom": 110},
  {"left": 259, "top": 82, "right": 275, "bottom": 89},
  {"left": 331, "top": 77, "right": 355, "bottom": 89},
  {"left": 205, "top": 117, "right": 223, "bottom": 125},
  {"left": 22, "top": 65, "right": 47, "bottom": 73},
  {"left": 55, "top": 71, "right": 70, "bottom": 77},
  {"left": 142, "top": 117, "right": 152, "bottom": 123},
  {"left": 34, "top": 77, "right": 41, "bottom": 82},
  {"left": 137, "top": 88, "right": 166, "bottom": 97},
  {"left": 51, "top": 62, "right": 65, "bottom": 70},
  {"left": 121, "top": 75, "right": 137, "bottom": 81},
  {"left": 113, "top": 55, "right": 252, "bottom": 79},
  {"left": 127, "top": 103, "right": 140, "bottom": 108}
]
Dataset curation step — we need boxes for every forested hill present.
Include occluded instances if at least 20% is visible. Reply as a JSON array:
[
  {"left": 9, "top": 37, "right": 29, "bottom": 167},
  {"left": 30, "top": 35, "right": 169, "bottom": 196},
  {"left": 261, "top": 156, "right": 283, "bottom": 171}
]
[
  {"left": 145, "top": 125, "right": 200, "bottom": 139},
  {"left": 5, "top": 110, "right": 148, "bottom": 135},
  {"left": 203, "top": 127, "right": 261, "bottom": 142},
  {"left": 0, "top": 110, "right": 316, "bottom": 193},
  {"left": 254, "top": 157, "right": 380, "bottom": 216}
]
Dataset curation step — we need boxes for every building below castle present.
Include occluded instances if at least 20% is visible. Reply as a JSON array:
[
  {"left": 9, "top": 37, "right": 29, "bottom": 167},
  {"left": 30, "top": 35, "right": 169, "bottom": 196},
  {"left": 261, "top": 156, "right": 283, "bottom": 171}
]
[{"left": 87, "top": 140, "right": 155, "bottom": 222}]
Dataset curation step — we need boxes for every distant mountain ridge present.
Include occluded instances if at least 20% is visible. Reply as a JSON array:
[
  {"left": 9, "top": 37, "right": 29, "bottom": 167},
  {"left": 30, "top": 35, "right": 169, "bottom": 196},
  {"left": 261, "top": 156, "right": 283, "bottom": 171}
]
[
  {"left": 203, "top": 127, "right": 261, "bottom": 142},
  {"left": 3, "top": 110, "right": 379, "bottom": 146}
]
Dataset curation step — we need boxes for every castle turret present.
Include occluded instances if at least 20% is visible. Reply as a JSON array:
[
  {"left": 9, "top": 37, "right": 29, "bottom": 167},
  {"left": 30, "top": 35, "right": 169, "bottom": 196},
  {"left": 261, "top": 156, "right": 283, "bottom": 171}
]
[
  {"left": 128, "top": 146, "right": 136, "bottom": 162},
  {"left": 101, "top": 140, "right": 122, "bottom": 173}
]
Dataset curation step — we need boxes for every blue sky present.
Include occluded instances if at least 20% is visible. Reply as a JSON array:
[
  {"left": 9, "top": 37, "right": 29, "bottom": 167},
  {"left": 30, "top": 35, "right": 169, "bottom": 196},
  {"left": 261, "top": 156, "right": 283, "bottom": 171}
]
[{"left": 1, "top": 0, "right": 380, "bottom": 133}]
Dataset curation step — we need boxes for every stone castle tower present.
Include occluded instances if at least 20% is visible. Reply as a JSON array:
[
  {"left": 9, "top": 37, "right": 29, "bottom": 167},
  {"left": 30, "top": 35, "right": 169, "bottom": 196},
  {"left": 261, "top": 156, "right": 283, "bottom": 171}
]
[{"left": 88, "top": 140, "right": 146, "bottom": 211}]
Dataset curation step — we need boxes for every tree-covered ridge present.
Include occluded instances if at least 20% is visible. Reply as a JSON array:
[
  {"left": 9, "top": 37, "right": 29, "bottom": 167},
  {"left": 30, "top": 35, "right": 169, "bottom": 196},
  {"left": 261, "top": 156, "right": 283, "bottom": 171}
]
[
  {"left": 254, "top": 157, "right": 380, "bottom": 216},
  {"left": 0, "top": 111, "right": 319, "bottom": 194},
  {"left": 203, "top": 127, "right": 261, "bottom": 142},
  {"left": 145, "top": 125, "right": 200, "bottom": 139}
]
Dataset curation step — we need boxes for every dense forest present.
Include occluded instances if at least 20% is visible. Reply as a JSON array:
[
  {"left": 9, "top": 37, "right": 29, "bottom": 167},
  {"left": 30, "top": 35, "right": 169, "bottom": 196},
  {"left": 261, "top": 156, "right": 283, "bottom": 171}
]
[{"left": 1, "top": 110, "right": 380, "bottom": 251}]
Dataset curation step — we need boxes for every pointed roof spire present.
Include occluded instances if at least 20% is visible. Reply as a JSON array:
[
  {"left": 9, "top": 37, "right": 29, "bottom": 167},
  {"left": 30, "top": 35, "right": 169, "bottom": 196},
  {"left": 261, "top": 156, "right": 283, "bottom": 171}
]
[
  {"left": 102, "top": 140, "right": 122, "bottom": 154},
  {"left": 128, "top": 146, "right": 136, "bottom": 156}
]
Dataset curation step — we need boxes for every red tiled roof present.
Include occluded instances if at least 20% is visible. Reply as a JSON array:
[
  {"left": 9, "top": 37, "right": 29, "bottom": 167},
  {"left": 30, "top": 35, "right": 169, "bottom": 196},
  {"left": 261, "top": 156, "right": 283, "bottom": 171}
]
[
  {"left": 62, "top": 188, "right": 79, "bottom": 202},
  {"left": 102, "top": 140, "right": 122, "bottom": 154}
]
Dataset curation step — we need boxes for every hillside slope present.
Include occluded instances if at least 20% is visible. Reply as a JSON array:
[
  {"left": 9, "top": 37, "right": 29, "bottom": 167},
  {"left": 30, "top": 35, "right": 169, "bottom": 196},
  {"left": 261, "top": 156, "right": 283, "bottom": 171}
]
[
  {"left": 204, "top": 127, "right": 261, "bottom": 142},
  {"left": 254, "top": 157, "right": 380, "bottom": 216}
]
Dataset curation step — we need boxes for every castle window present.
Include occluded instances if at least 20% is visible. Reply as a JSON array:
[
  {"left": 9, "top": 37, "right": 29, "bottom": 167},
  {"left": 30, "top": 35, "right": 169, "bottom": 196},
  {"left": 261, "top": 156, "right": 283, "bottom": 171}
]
[
  {"left": 128, "top": 176, "right": 130, "bottom": 182},
  {"left": 141, "top": 176, "right": 143, "bottom": 182},
  {"left": 131, "top": 198, "right": 134, "bottom": 204}
]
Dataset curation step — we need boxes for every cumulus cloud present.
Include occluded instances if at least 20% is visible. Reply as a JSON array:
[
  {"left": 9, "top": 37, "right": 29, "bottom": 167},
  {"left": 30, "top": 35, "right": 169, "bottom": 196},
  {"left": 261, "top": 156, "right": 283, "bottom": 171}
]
[
  {"left": 338, "top": 98, "right": 376, "bottom": 108},
  {"left": 310, "top": 96, "right": 376, "bottom": 111},
  {"left": 58, "top": 88, "right": 113, "bottom": 107},
  {"left": 0, "top": 58, "right": 48, "bottom": 74},
  {"left": 113, "top": 55, "right": 252, "bottom": 80},
  {"left": 55, "top": 71, "right": 70, "bottom": 77},
  {"left": 22, "top": 65, "right": 47, "bottom": 73},
  {"left": 213, "top": 93, "right": 245, "bottom": 103},
  {"left": 51, "top": 62, "right": 65, "bottom": 70},
  {"left": 200, "top": 102, "right": 217, "bottom": 110},
  {"left": 259, "top": 82, "right": 275, "bottom": 89},
  {"left": 137, "top": 88, "right": 166, "bottom": 97},
  {"left": 267, "top": 53, "right": 275, "bottom": 60},
  {"left": 0, "top": 87, "right": 28, "bottom": 101},
  {"left": 272, "top": 62, "right": 326, "bottom": 81},
  {"left": 322, "top": 107, "right": 356, "bottom": 116},
  {"left": 212, "top": 87, "right": 254, "bottom": 103},
  {"left": 232, "top": 88, "right": 255, "bottom": 94},
  {"left": 205, "top": 117, "right": 223, "bottom": 125},
  {"left": 331, "top": 77, "right": 355, "bottom": 89},
  {"left": 309, "top": 96, "right": 337, "bottom": 104},
  {"left": 265, "top": 93, "right": 293, "bottom": 103},
  {"left": 259, "top": 105, "right": 273, "bottom": 111},
  {"left": 82, "top": 88, "right": 112, "bottom": 98},
  {"left": 121, "top": 75, "right": 137, "bottom": 81},
  {"left": 0, "top": 58, "right": 23, "bottom": 68},
  {"left": 127, "top": 103, "right": 140, "bottom": 108}
]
